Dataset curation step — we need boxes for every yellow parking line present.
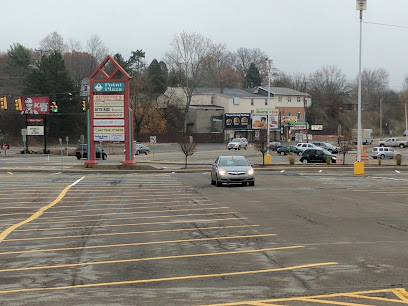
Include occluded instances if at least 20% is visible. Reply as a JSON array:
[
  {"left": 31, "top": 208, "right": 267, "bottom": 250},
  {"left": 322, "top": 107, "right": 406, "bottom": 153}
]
[
  {"left": 206, "top": 288, "right": 408, "bottom": 305},
  {"left": 344, "top": 293, "right": 408, "bottom": 304},
  {"left": 0, "top": 246, "right": 304, "bottom": 273},
  {"left": 7, "top": 212, "right": 241, "bottom": 226},
  {"left": 394, "top": 288, "right": 408, "bottom": 301},
  {"left": 1, "top": 207, "right": 231, "bottom": 220},
  {"left": 0, "top": 203, "right": 216, "bottom": 217},
  {"left": 0, "top": 179, "right": 80, "bottom": 244},
  {"left": 0, "top": 233, "right": 277, "bottom": 256},
  {"left": 4, "top": 225, "right": 258, "bottom": 242},
  {"left": 298, "top": 298, "right": 366, "bottom": 305},
  {"left": 0, "top": 262, "right": 337, "bottom": 295},
  {"left": 7, "top": 172, "right": 13, "bottom": 175},
  {"left": 14, "top": 217, "right": 249, "bottom": 232}
]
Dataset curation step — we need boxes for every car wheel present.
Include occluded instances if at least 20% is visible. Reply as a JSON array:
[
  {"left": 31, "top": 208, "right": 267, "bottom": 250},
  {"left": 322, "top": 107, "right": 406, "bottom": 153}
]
[
  {"left": 228, "top": 148, "right": 231, "bottom": 150},
  {"left": 328, "top": 149, "right": 333, "bottom": 153},
  {"left": 244, "top": 146, "right": 247, "bottom": 150},
  {"left": 216, "top": 175, "right": 222, "bottom": 187},
  {"left": 298, "top": 151, "right": 302, "bottom": 156},
  {"left": 249, "top": 181, "right": 255, "bottom": 186},
  {"left": 238, "top": 146, "right": 241, "bottom": 150},
  {"left": 103, "top": 154, "right": 107, "bottom": 160},
  {"left": 136, "top": 150, "right": 140, "bottom": 155},
  {"left": 302, "top": 159, "right": 308, "bottom": 164},
  {"left": 373, "top": 156, "right": 377, "bottom": 159},
  {"left": 145, "top": 151, "right": 149, "bottom": 155},
  {"left": 76, "top": 155, "right": 81, "bottom": 160},
  {"left": 380, "top": 144, "right": 384, "bottom": 147},
  {"left": 280, "top": 151, "right": 285, "bottom": 156},
  {"left": 380, "top": 154, "right": 385, "bottom": 159},
  {"left": 400, "top": 144, "right": 405, "bottom": 148}
]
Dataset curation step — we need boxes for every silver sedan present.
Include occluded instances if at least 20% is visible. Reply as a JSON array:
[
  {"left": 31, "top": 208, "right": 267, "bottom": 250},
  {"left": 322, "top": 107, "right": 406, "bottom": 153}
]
[{"left": 211, "top": 156, "right": 255, "bottom": 187}]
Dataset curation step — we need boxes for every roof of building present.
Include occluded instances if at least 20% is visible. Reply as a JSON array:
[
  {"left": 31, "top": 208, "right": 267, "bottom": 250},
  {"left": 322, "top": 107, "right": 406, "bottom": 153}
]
[
  {"left": 193, "top": 87, "right": 309, "bottom": 98},
  {"left": 189, "top": 104, "right": 224, "bottom": 110}
]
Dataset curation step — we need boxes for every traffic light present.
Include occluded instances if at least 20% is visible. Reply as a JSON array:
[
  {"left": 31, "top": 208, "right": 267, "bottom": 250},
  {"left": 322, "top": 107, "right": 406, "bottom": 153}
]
[
  {"left": 0, "top": 96, "right": 7, "bottom": 110},
  {"left": 14, "top": 97, "right": 22, "bottom": 111},
  {"left": 50, "top": 101, "right": 58, "bottom": 113},
  {"left": 81, "top": 99, "right": 87, "bottom": 112}
]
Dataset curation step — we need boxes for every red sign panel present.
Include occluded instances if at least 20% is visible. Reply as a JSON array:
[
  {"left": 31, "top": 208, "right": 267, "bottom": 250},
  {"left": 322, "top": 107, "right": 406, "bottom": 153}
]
[
  {"left": 21, "top": 96, "right": 50, "bottom": 114},
  {"left": 27, "top": 119, "right": 44, "bottom": 123}
]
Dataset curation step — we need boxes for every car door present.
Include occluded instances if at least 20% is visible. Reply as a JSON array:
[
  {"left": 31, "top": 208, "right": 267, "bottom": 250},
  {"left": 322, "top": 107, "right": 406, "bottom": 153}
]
[
  {"left": 315, "top": 150, "right": 326, "bottom": 162},
  {"left": 308, "top": 149, "right": 317, "bottom": 161}
]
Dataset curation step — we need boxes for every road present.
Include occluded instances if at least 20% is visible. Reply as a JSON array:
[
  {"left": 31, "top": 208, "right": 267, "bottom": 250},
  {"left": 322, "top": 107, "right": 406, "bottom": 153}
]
[{"left": 0, "top": 170, "right": 407, "bottom": 305}]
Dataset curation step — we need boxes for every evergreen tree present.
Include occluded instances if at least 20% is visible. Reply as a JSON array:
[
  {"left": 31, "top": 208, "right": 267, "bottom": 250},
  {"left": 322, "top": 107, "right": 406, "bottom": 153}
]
[
  {"left": 244, "top": 62, "right": 261, "bottom": 88},
  {"left": 147, "top": 59, "right": 168, "bottom": 98}
]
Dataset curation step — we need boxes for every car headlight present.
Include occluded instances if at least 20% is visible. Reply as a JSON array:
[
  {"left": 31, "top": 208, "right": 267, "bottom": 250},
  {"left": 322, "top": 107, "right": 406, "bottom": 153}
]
[
  {"left": 332, "top": 156, "right": 336, "bottom": 160},
  {"left": 247, "top": 169, "right": 254, "bottom": 175},
  {"left": 218, "top": 169, "right": 226, "bottom": 176}
]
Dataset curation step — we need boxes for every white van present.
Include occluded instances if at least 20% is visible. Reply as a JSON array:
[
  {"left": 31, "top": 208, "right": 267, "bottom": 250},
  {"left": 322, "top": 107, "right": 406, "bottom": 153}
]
[{"left": 352, "top": 129, "right": 373, "bottom": 145}]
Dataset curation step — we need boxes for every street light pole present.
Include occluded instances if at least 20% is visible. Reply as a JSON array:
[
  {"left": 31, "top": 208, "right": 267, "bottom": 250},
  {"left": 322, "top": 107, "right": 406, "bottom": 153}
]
[
  {"left": 405, "top": 101, "right": 407, "bottom": 131},
  {"left": 355, "top": 0, "right": 367, "bottom": 175},
  {"left": 267, "top": 59, "right": 272, "bottom": 155}
]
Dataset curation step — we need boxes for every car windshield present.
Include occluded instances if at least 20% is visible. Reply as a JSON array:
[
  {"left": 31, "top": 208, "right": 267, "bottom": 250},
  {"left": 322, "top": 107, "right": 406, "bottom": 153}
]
[
  {"left": 219, "top": 158, "right": 249, "bottom": 167},
  {"left": 231, "top": 139, "right": 240, "bottom": 143},
  {"left": 322, "top": 149, "right": 331, "bottom": 155}
]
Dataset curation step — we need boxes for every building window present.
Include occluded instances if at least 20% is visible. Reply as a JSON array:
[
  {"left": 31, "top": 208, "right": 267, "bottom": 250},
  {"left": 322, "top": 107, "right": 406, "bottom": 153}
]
[
  {"left": 278, "top": 96, "right": 282, "bottom": 102},
  {"left": 84, "top": 85, "right": 88, "bottom": 91},
  {"left": 211, "top": 97, "right": 214, "bottom": 104},
  {"left": 265, "top": 99, "right": 268, "bottom": 106},
  {"left": 251, "top": 99, "right": 254, "bottom": 106},
  {"left": 233, "top": 97, "right": 239, "bottom": 105},
  {"left": 297, "top": 97, "right": 301, "bottom": 102},
  {"left": 288, "top": 112, "right": 291, "bottom": 116},
  {"left": 287, "top": 97, "right": 292, "bottom": 102},
  {"left": 297, "top": 112, "right": 301, "bottom": 120}
]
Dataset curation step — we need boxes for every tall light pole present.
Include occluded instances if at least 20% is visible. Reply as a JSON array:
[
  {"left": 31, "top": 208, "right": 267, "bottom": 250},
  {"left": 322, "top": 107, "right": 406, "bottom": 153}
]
[
  {"left": 266, "top": 59, "right": 272, "bottom": 155},
  {"left": 405, "top": 101, "right": 407, "bottom": 131},
  {"left": 355, "top": 0, "right": 367, "bottom": 175}
]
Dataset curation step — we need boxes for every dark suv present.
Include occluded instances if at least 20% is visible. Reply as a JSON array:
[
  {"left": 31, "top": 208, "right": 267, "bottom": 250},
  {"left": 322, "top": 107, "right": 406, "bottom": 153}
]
[
  {"left": 75, "top": 144, "right": 107, "bottom": 160},
  {"left": 300, "top": 148, "right": 336, "bottom": 164}
]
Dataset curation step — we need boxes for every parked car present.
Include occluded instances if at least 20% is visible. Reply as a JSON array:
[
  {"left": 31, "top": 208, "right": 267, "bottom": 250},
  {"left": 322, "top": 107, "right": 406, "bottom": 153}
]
[
  {"left": 371, "top": 147, "right": 401, "bottom": 159},
  {"left": 227, "top": 138, "right": 248, "bottom": 150},
  {"left": 311, "top": 141, "right": 340, "bottom": 153},
  {"left": 404, "top": 130, "right": 408, "bottom": 137},
  {"left": 299, "top": 148, "right": 336, "bottom": 164},
  {"left": 277, "top": 145, "right": 303, "bottom": 156},
  {"left": 75, "top": 144, "right": 107, "bottom": 160},
  {"left": 296, "top": 143, "right": 322, "bottom": 153},
  {"left": 135, "top": 144, "right": 150, "bottom": 155},
  {"left": 211, "top": 156, "right": 255, "bottom": 186},
  {"left": 269, "top": 141, "right": 282, "bottom": 151}
]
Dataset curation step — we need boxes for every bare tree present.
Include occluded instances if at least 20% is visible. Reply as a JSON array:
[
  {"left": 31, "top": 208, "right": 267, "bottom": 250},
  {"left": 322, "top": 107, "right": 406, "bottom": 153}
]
[
  {"left": 165, "top": 32, "right": 213, "bottom": 132},
  {"left": 87, "top": 34, "right": 109, "bottom": 69},
  {"left": 67, "top": 39, "right": 83, "bottom": 53},
  {"left": 202, "top": 43, "right": 235, "bottom": 87},
  {"left": 178, "top": 136, "right": 197, "bottom": 168},
  {"left": 39, "top": 32, "right": 68, "bottom": 53},
  {"left": 254, "top": 129, "right": 268, "bottom": 166},
  {"left": 338, "top": 130, "right": 354, "bottom": 165},
  {"left": 233, "top": 47, "right": 268, "bottom": 86}
]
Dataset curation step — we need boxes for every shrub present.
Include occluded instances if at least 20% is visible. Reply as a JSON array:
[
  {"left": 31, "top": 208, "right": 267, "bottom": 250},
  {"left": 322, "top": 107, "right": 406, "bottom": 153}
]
[
  {"left": 378, "top": 158, "right": 381, "bottom": 165},
  {"left": 288, "top": 156, "right": 295, "bottom": 165},
  {"left": 325, "top": 157, "right": 331, "bottom": 165},
  {"left": 396, "top": 154, "right": 402, "bottom": 166}
]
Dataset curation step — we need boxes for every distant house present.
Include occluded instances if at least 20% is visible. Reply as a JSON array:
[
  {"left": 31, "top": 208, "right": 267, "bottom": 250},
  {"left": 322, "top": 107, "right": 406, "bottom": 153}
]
[{"left": 158, "top": 86, "right": 311, "bottom": 141}]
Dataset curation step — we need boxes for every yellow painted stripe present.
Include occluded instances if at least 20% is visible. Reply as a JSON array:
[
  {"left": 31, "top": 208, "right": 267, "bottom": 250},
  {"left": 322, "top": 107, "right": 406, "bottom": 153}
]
[
  {"left": 5, "top": 225, "right": 258, "bottom": 242},
  {"left": 0, "top": 203, "right": 216, "bottom": 217},
  {"left": 394, "top": 288, "right": 408, "bottom": 301},
  {"left": 0, "top": 194, "right": 195, "bottom": 200},
  {"left": 7, "top": 172, "right": 13, "bottom": 175},
  {"left": 344, "top": 293, "right": 408, "bottom": 304},
  {"left": 0, "top": 246, "right": 304, "bottom": 273},
  {"left": 297, "top": 298, "right": 366, "bottom": 305},
  {"left": 0, "top": 185, "right": 72, "bottom": 244},
  {"left": 1, "top": 207, "right": 231, "bottom": 220},
  {"left": 0, "top": 233, "right": 277, "bottom": 256},
  {"left": 206, "top": 288, "right": 406, "bottom": 305},
  {"left": 7, "top": 212, "right": 240, "bottom": 226},
  {"left": 14, "top": 217, "right": 249, "bottom": 232},
  {"left": 0, "top": 262, "right": 337, "bottom": 295}
]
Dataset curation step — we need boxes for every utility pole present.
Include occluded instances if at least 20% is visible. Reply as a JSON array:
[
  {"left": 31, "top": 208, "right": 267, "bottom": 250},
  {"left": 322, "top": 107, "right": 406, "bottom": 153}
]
[{"left": 379, "top": 98, "right": 382, "bottom": 140}]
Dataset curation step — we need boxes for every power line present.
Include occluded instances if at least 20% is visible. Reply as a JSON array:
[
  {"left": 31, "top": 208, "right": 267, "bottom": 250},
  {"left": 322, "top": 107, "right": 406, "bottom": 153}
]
[{"left": 364, "top": 21, "right": 408, "bottom": 29}]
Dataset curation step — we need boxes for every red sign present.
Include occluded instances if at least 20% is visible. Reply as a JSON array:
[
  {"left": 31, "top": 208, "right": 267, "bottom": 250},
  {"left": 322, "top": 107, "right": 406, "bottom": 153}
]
[
  {"left": 21, "top": 96, "right": 50, "bottom": 115},
  {"left": 27, "top": 119, "right": 44, "bottom": 123}
]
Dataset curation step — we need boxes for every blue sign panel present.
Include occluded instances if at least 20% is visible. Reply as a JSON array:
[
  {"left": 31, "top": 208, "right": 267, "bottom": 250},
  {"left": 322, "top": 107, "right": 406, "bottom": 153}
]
[{"left": 93, "top": 82, "right": 125, "bottom": 92}]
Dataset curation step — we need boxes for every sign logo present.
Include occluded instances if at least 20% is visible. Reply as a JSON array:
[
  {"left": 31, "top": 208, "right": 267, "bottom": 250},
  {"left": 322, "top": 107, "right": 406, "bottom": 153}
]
[{"left": 93, "top": 82, "right": 124, "bottom": 92}]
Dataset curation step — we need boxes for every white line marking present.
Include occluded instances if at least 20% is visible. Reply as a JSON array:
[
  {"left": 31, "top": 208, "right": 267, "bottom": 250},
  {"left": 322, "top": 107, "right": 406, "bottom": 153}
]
[{"left": 71, "top": 177, "right": 85, "bottom": 186}]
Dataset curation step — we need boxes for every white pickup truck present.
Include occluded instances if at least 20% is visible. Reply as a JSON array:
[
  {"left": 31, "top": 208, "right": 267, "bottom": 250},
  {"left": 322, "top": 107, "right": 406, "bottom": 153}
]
[{"left": 378, "top": 138, "right": 408, "bottom": 148}]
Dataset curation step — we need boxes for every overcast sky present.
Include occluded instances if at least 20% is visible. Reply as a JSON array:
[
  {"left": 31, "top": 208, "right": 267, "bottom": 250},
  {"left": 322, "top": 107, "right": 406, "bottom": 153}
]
[{"left": 3, "top": 0, "right": 408, "bottom": 90}]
